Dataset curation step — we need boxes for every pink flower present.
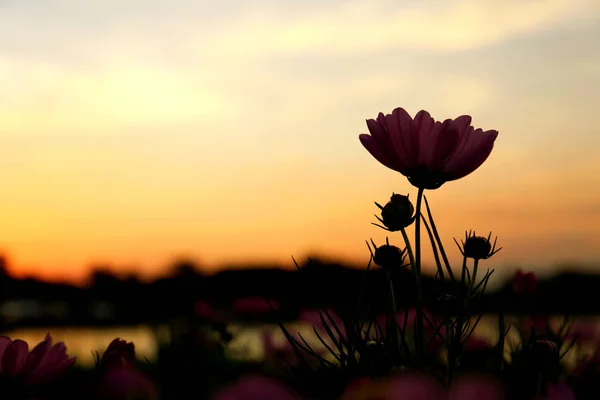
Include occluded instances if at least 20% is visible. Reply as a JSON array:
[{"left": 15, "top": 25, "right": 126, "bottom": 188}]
[
  {"left": 513, "top": 270, "right": 538, "bottom": 295},
  {"left": 211, "top": 375, "right": 303, "bottom": 400},
  {"left": 387, "top": 373, "right": 445, "bottom": 399},
  {"left": 101, "top": 338, "right": 135, "bottom": 369},
  {"left": 231, "top": 297, "right": 279, "bottom": 316},
  {"left": 359, "top": 107, "right": 498, "bottom": 189},
  {"left": 0, "top": 334, "right": 75, "bottom": 385},
  {"left": 100, "top": 366, "right": 159, "bottom": 400},
  {"left": 535, "top": 382, "right": 576, "bottom": 400},
  {"left": 448, "top": 374, "right": 504, "bottom": 400}
]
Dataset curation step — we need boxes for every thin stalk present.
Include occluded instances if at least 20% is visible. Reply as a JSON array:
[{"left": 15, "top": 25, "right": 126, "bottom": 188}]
[
  {"left": 413, "top": 187, "right": 425, "bottom": 359},
  {"left": 468, "top": 259, "right": 480, "bottom": 295},
  {"left": 387, "top": 270, "right": 400, "bottom": 360},
  {"left": 498, "top": 312, "right": 505, "bottom": 372}
]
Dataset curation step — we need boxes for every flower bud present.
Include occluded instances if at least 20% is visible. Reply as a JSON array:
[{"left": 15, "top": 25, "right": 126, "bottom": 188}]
[
  {"left": 463, "top": 237, "right": 491, "bottom": 259},
  {"left": 373, "top": 245, "right": 406, "bottom": 270},
  {"left": 455, "top": 231, "right": 501, "bottom": 260},
  {"left": 374, "top": 193, "right": 415, "bottom": 231}
]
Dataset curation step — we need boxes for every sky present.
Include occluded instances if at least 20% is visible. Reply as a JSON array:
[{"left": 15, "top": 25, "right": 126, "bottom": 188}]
[{"left": 0, "top": 0, "right": 599, "bottom": 284}]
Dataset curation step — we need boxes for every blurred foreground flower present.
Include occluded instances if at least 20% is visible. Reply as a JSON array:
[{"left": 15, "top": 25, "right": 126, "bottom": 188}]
[
  {"left": 342, "top": 373, "right": 504, "bottom": 399},
  {"left": 448, "top": 374, "right": 504, "bottom": 400},
  {"left": 100, "top": 366, "right": 159, "bottom": 400},
  {"left": 0, "top": 333, "right": 75, "bottom": 385},
  {"left": 359, "top": 107, "right": 498, "bottom": 189},
  {"left": 101, "top": 338, "right": 135, "bottom": 369},
  {"left": 212, "top": 375, "right": 303, "bottom": 400},
  {"left": 536, "top": 382, "right": 576, "bottom": 400},
  {"left": 99, "top": 338, "right": 158, "bottom": 400}
]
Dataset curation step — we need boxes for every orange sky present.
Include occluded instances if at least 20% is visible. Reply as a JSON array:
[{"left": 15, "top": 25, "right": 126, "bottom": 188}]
[{"left": 1, "top": 0, "right": 599, "bottom": 284}]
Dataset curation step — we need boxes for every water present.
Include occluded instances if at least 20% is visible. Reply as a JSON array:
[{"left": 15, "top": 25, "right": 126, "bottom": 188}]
[{"left": 3, "top": 315, "right": 598, "bottom": 368}]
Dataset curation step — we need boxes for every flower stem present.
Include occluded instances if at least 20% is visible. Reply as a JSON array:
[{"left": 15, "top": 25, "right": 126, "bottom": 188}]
[
  {"left": 387, "top": 270, "right": 400, "bottom": 361},
  {"left": 468, "top": 259, "right": 479, "bottom": 295},
  {"left": 414, "top": 187, "right": 425, "bottom": 359},
  {"left": 498, "top": 312, "right": 505, "bottom": 372}
]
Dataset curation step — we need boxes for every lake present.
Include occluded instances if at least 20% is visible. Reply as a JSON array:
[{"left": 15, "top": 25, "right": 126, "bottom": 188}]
[{"left": 4, "top": 315, "right": 598, "bottom": 368}]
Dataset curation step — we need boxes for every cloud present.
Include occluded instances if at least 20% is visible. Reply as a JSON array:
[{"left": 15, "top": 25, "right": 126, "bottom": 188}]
[{"left": 211, "top": 0, "right": 600, "bottom": 57}]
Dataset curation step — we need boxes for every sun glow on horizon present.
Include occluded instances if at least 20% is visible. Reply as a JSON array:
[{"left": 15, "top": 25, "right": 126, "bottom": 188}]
[{"left": 1, "top": 0, "right": 599, "bottom": 283}]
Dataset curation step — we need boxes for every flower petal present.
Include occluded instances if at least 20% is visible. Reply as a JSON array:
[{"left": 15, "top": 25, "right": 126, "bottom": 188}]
[
  {"left": 22, "top": 334, "right": 52, "bottom": 377},
  {"left": 426, "top": 119, "right": 460, "bottom": 171},
  {"left": 359, "top": 133, "right": 407, "bottom": 174},
  {"left": 384, "top": 108, "right": 419, "bottom": 169},
  {"left": 444, "top": 129, "right": 498, "bottom": 181},
  {"left": 2, "top": 340, "right": 29, "bottom": 377}
]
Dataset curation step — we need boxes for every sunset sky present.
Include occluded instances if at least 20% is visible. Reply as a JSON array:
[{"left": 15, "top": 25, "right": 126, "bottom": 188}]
[{"left": 1, "top": 0, "right": 599, "bottom": 284}]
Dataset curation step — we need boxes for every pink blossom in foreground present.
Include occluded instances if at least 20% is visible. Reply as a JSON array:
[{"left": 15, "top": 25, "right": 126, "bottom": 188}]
[
  {"left": 212, "top": 375, "right": 303, "bottom": 400},
  {"left": 0, "top": 334, "right": 75, "bottom": 385},
  {"left": 448, "top": 374, "right": 504, "bottom": 400},
  {"left": 535, "top": 382, "right": 576, "bottom": 400},
  {"left": 99, "top": 338, "right": 158, "bottom": 400},
  {"left": 386, "top": 372, "right": 445, "bottom": 399},
  {"left": 359, "top": 107, "right": 498, "bottom": 189},
  {"left": 100, "top": 366, "right": 159, "bottom": 400},
  {"left": 101, "top": 338, "right": 135, "bottom": 369},
  {"left": 231, "top": 297, "right": 279, "bottom": 316},
  {"left": 513, "top": 270, "right": 538, "bottom": 295}
]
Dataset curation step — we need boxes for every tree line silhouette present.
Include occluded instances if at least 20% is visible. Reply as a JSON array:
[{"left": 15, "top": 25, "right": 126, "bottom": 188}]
[{"left": 0, "top": 255, "right": 599, "bottom": 330}]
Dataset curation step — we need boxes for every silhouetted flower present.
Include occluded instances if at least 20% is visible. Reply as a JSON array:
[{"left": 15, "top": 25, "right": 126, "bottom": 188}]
[
  {"left": 372, "top": 241, "right": 406, "bottom": 270},
  {"left": 373, "top": 193, "right": 415, "bottom": 231},
  {"left": 513, "top": 269, "right": 538, "bottom": 295},
  {"left": 359, "top": 107, "right": 498, "bottom": 189},
  {"left": 0, "top": 333, "right": 75, "bottom": 385},
  {"left": 454, "top": 231, "right": 501, "bottom": 260},
  {"left": 212, "top": 375, "right": 303, "bottom": 400},
  {"left": 101, "top": 338, "right": 135, "bottom": 369}
]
